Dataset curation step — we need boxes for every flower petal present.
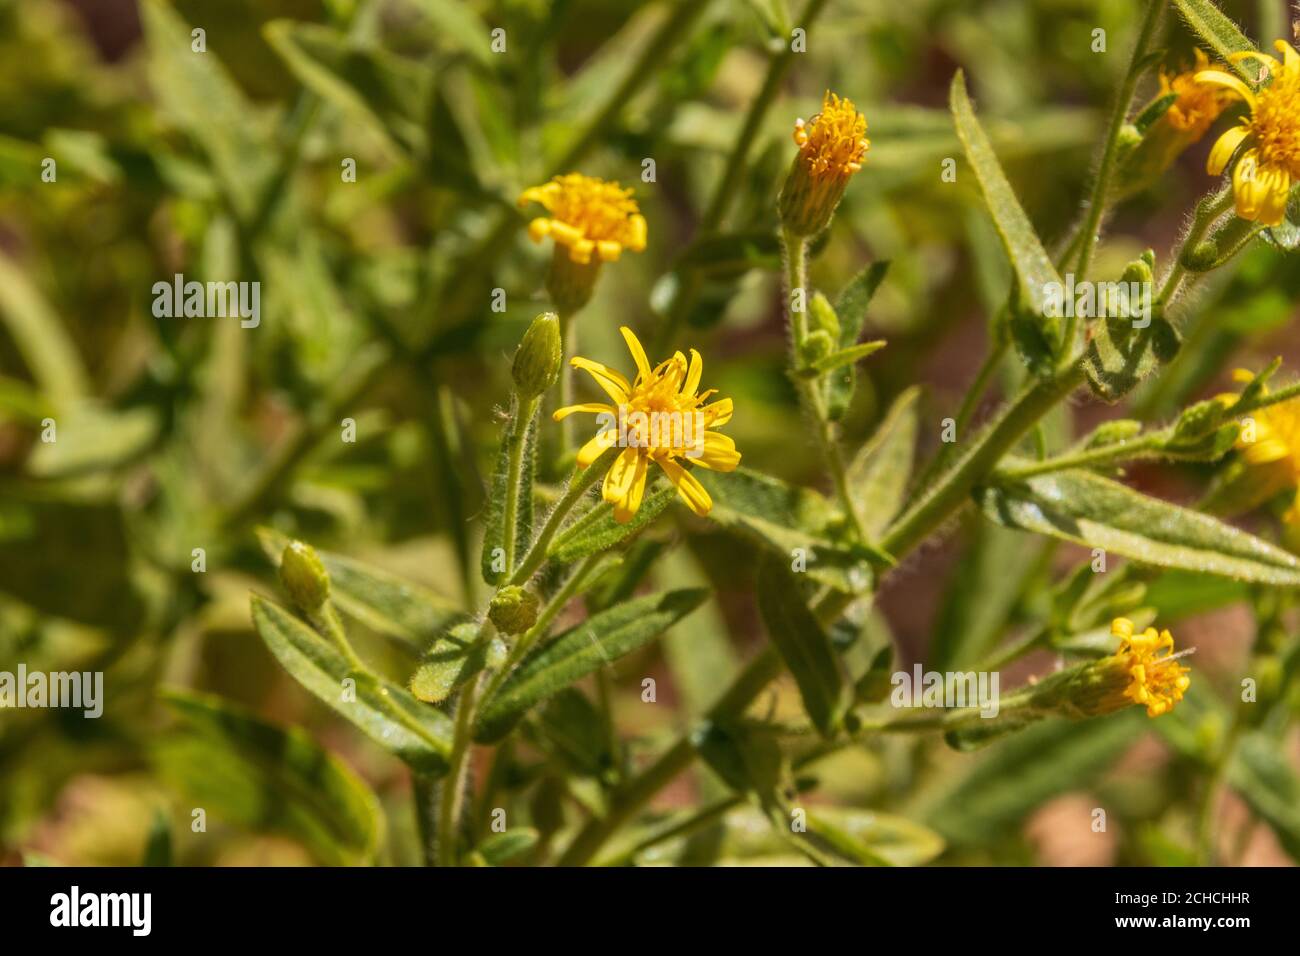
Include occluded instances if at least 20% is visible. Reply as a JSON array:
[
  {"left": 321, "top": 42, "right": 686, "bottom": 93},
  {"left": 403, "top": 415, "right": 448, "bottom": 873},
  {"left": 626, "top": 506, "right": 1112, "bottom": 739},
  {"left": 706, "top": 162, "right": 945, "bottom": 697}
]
[
  {"left": 576, "top": 428, "right": 617, "bottom": 467},
  {"left": 701, "top": 397, "right": 733, "bottom": 427},
  {"left": 620, "top": 326, "right": 652, "bottom": 380},
  {"left": 603, "top": 447, "right": 643, "bottom": 508},
  {"left": 553, "top": 402, "right": 615, "bottom": 421},
  {"left": 690, "top": 431, "right": 742, "bottom": 472},
  {"left": 658, "top": 458, "right": 713, "bottom": 517},
  {"left": 571, "top": 357, "right": 631, "bottom": 403},
  {"left": 1207, "top": 123, "right": 1251, "bottom": 176},
  {"left": 1194, "top": 69, "right": 1256, "bottom": 108},
  {"left": 682, "top": 349, "right": 703, "bottom": 397}
]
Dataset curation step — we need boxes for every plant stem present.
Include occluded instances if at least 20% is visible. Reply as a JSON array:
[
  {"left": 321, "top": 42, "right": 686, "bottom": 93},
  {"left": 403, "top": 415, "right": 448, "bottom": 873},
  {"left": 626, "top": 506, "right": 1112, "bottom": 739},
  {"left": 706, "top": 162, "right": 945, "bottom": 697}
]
[
  {"left": 655, "top": 0, "right": 831, "bottom": 352},
  {"left": 412, "top": 773, "right": 438, "bottom": 867},
  {"left": 1157, "top": 186, "right": 1234, "bottom": 305},
  {"left": 880, "top": 366, "right": 1084, "bottom": 559},
  {"left": 502, "top": 395, "right": 538, "bottom": 574},
  {"left": 995, "top": 432, "right": 1164, "bottom": 479},
  {"left": 437, "top": 672, "right": 484, "bottom": 866},
  {"left": 508, "top": 448, "right": 615, "bottom": 586},
  {"left": 557, "top": 310, "right": 576, "bottom": 455},
  {"left": 1070, "top": 0, "right": 1163, "bottom": 296},
  {"left": 781, "top": 229, "right": 870, "bottom": 541}
]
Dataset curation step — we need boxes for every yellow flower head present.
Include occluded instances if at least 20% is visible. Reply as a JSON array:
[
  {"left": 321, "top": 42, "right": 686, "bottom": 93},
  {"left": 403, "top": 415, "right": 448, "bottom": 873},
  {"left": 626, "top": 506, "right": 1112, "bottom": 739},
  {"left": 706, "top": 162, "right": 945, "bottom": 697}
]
[
  {"left": 555, "top": 327, "right": 740, "bottom": 523},
  {"left": 1159, "top": 49, "right": 1233, "bottom": 137},
  {"left": 1199, "top": 40, "right": 1300, "bottom": 226},
  {"left": 779, "top": 92, "right": 868, "bottom": 237},
  {"left": 1226, "top": 368, "right": 1300, "bottom": 523},
  {"left": 793, "top": 91, "right": 870, "bottom": 182},
  {"left": 1110, "top": 618, "right": 1192, "bottom": 718},
  {"left": 518, "top": 173, "right": 647, "bottom": 265}
]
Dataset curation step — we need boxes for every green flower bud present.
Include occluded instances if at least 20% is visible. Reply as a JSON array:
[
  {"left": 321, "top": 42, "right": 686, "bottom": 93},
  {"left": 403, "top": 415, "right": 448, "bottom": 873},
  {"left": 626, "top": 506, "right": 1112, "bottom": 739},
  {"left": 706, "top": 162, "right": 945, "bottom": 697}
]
[
  {"left": 808, "top": 292, "right": 841, "bottom": 340},
  {"left": 799, "top": 329, "right": 835, "bottom": 367},
  {"left": 1120, "top": 255, "right": 1154, "bottom": 287},
  {"left": 512, "top": 312, "right": 563, "bottom": 399},
  {"left": 1181, "top": 240, "right": 1219, "bottom": 273},
  {"left": 1085, "top": 419, "right": 1143, "bottom": 448},
  {"left": 488, "top": 585, "right": 540, "bottom": 636},
  {"left": 280, "top": 541, "right": 330, "bottom": 612},
  {"left": 1173, "top": 397, "right": 1232, "bottom": 440}
]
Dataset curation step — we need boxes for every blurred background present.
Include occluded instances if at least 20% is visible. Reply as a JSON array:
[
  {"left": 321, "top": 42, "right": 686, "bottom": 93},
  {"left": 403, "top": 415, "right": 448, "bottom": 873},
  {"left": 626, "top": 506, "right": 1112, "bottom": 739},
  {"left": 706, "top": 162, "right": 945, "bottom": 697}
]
[{"left": 1, "top": 0, "right": 1298, "bottom": 866}]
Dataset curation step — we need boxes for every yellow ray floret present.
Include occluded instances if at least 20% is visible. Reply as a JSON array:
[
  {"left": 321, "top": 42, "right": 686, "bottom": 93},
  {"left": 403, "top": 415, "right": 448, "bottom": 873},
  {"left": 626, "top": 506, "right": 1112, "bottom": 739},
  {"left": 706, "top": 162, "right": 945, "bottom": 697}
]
[
  {"left": 1159, "top": 49, "right": 1233, "bottom": 137},
  {"left": 1110, "top": 618, "right": 1192, "bottom": 718},
  {"left": 554, "top": 327, "right": 740, "bottom": 523},
  {"left": 518, "top": 173, "right": 647, "bottom": 265},
  {"left": 1224, "top": 367, "right": 1300, "bottom": 523},
  {"left": 793, "top": 91, "right": 870, "bottom": 182},
  {"left": 1198, "top": 40, "right": 1300, "bottom": 226}
]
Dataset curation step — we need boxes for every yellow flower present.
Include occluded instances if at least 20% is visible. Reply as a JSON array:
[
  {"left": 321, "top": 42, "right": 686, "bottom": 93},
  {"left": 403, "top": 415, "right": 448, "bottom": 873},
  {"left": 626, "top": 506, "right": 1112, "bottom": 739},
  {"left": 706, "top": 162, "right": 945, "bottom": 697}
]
[
  {"left": 518, "top": 173, "right": 647, "bottom": 265},
  {"left": 1225, "top": 368, "right": 1300, "bottom": 523},
  {"left": 555, "top": 327, "right": 740, "bottom": 523},
  {"left": 1109, "top": 618, "right": 1192, "bottom": 718},
  {"left": 792, "top": 91, "right": 870, "bottom": 182},
  {"left": 1159, "top": 49, "right": 1233, "bottom": 137},
  {"left": 1198, "top": 40, "right": 1300, "bottom": 226},
  {"left": 778, "top": 91, "right": 869, "bottom": 237}
]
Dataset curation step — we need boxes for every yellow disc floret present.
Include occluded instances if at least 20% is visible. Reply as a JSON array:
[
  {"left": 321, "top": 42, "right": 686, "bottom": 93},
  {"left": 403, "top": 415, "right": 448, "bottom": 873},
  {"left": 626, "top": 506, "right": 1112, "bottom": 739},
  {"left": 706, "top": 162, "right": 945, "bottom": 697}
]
[{"left": 518, "top": 173, "right": 647, "bottom": 265}]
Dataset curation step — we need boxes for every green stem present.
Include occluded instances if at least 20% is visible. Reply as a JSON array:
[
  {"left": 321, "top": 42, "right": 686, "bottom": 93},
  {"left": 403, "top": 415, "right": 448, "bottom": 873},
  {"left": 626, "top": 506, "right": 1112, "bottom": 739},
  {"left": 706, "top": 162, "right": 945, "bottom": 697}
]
[
  {"left": 508, "top": 449, "right": 615, "bottom": 586},
  {"left": 1070, "top": 0, "right": 1163, "bottom": 297},
  {"left": 781, "top": 229, "right": 870, "bottom": 541},
  {"left": 656, "top": 0, "right": 831, "bottom": 353},
  {"left": 437, "top": 672, "right": 484, "bottom": 866},
  {"left": 311, "top": 603, "right": 367, "bottom": 672},
  {"left": 557, "top": 310, "right": 576, "bottom": 456},
  {"left": 502, "top": 395, "right": 538, "bottom": 574},
  {"left": 1157, "top": 186, "right": 1234, "bottom": 305},
  {"left": 880, "top": 366, "right": 1085, "bottom": 558},
  {"left": 412, "top": 773, "right": 439, "bottom": 867},
  {"left": 995, "top": 432, "right": 1164, "bottom": 479}
]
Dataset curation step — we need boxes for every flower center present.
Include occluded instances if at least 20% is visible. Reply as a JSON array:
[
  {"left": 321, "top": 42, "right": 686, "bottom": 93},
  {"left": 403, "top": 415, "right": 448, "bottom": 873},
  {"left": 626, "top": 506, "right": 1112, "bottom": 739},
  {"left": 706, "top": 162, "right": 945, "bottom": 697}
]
[{"left": 1251, "top": 71, "right": 1300, "bottom": 175}]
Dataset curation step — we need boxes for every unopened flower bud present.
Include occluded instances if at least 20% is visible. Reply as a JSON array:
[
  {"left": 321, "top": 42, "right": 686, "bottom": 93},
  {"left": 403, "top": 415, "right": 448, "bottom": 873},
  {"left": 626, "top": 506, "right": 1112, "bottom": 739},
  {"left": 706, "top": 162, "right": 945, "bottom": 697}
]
[
  {"left": 512, "top": 313, "right": 563, "bottom": 399},
  {"left": 280, "top": 541, "right": 330, "bottom": 613},
  {"left": 808, "top": 292, "right": 841, "bottom": 339},
  {"left": 488, "top": 585, "right": 540, "bottom": 636}
]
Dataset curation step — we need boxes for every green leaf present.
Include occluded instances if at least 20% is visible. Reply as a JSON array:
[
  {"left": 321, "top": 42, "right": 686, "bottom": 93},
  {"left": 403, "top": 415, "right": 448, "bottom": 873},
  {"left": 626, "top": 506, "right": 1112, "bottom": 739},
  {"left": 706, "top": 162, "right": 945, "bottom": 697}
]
[
  {"left": 676, "top": 231, "right": 782, "bottom": 276},
  {"left": 848, "top": 386, "right": 920, "bottom": 539},
  {"left": 258, "top": 528, "right": 467, "bottom": 654},
  {"left": 693, "top": 719, "right": 785, "bottom": 807},
  {"left": 534, "top": 688, "right": 616, "bottom": 779},
  {"left": 756, "top": 555, "right": 847, "bottom": 737},
  {"left": 925, "top": 712, "right": 1141, "bottom": 844},
  {"left": 0, "top": 253, "right": 89, "bottom": 406},
  {"left": 155, "top": 689, "right": 382, "bottom": 865},
  {"left": 549, "top": 484, "right": 674, "bottom": 563},
  {"left": 808, "top": 340, "right": 887, "bottom": 375},
  {"left": 475, "top": 828, "right": 540, "bottom": 866},
  {"left": 949, "top": 72, "right": 1061, "bottom": 355},
  {"left": 264, "top": 21, "right": 430, "bottom": 157},
  {"left": 979, "top": 469, "right": 1300, "bottom": 586},
  {"left": 408, "top": 0, "right": 495, "bottom": 68},
  {"left": 1169, "top": 0, "right": 1259, "bottom": 82},
  {"left": 140, "top": 0, "right": 274, "bottom": 222},
  {"left": 474, "top": 589, "right": 707, "bottom": 742},
  {"left": 142, "top": 810, "right": 172, "bottom": 867},
  {"left": 26, "top": 405, "right": 159, "bottom": 478},
  {"left": 807, "top": 808, "right": 946, "bottom": 867},
  {"left": 826, "top": 262, "right": 890, "bottom": 419},
  {"left": 696, "top": 467, "right": 878, "bottom": 592},
  {"left": 409, "top": 623, "right": 490, "bottom": 704},
  {"left": 250, "top": 594, "right": 454, "bottom": 774},
  {"left": 480, "top": 407, "right": 538, "bottom": 585},
  {"left": 1228, "top": 732, "right": 1300, "bottom": 861},
  {"left": 1083, "top": 317, "right": 1159, "bottom": 401}
]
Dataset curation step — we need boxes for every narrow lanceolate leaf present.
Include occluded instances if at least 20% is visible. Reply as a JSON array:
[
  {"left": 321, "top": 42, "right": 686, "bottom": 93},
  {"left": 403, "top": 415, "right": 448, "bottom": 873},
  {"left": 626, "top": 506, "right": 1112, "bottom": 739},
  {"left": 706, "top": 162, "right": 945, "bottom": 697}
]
[
  {"left": 549, "top": 484, "right": 674, "bottom": 562},
  {"left": 848, "top": 386, "right": 920, "bottom": 539},
  {"left": 476, "top": 828, "right": 540, "bottom": 866},
  {"left": 1169, "top": 0, "right": 1258, "bottom": 82},
  {"left": 756, "top": 555, "right": 847, "bottom": 737},
  {"left": 809, "top": 340, "right": 887, "bottom": 375},
  {"left": 979, "top": 469, "right": 1300, "bottom": 586},
  {"left": 474, "top": 589, "right": 708, "bottom": 742},
  {"left": 827, "top": 261, "right": 891, "bottom": 420},
  {"left": 264, "top": 21, "right": 430, "bottom": 157},
  {"left": 950, "top": 71, "right": 1061, "bottom": 352},
  {"left": 258, "top": 528, "right": 467, "bottom": 653},
  {"left": 0, "top": 253, "right": 89, "bottom": 406},
  {"left": 480, "top": 405, "right": 538, "bottom": 585},
  {"left": 155, "top": 689, "right": 382, "bottom": 865},
  {"left": 250, "top": 594, "right": 454, "bottom": 774},
  {"left": 1228, "top": 733, "right": 1300, "bottom": 862}
]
